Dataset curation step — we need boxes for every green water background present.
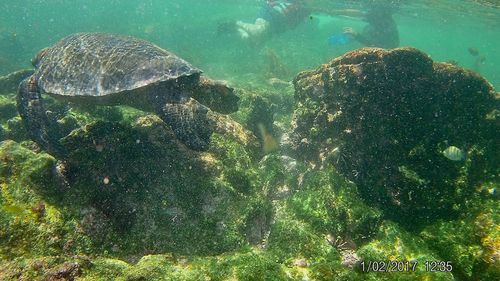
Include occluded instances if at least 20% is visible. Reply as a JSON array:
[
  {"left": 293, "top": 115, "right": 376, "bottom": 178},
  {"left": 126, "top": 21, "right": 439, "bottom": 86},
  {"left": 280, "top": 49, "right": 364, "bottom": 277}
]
[{"left": 0, "top": 0, "right": 499, "bottom": 90}]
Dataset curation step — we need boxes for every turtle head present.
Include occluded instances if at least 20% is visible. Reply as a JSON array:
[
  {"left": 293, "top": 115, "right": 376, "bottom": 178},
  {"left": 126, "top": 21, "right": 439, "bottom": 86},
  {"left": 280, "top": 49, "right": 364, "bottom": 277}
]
[
  {"left": 193, "top": 77, "right": 239, "bottom": 114},
  {"left": 31, "top": 47, "right": 49, "bottom": 67}
]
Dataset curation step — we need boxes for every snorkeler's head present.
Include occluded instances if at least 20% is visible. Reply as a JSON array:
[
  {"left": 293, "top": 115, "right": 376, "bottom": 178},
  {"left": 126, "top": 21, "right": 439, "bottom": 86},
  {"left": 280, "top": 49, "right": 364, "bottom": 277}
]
[{"left": 364, "top": 1, "right": 399, "bottom": 24}]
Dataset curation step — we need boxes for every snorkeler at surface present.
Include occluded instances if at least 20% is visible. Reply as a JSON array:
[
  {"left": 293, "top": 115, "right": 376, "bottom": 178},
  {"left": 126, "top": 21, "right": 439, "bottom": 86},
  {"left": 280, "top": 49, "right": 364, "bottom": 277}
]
[
  {"left": 225, "top": 0, "right": 400, "bottom": 48},
  {"left": 234, "top": 0, "right": 312, "bottom": 41},
  {"left": 342, "top": 2, "right": 400, "bottom": 48}
]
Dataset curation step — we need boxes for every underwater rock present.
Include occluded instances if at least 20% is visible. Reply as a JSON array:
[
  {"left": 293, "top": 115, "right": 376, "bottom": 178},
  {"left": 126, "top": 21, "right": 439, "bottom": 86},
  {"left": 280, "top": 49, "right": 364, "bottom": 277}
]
[
  {"left": 208, "top": 111, "right": 260, "bottom": 154},
  {"left": 263, "top": 48, "right": 290, "bottom": 79},
  {"left": 260, "top": 158, "right": 383, "bottom": 277},
  {"left": 4, "top": 117, "right": 29, "bottom": 142},
  {"left": 357, "top": 221, "right": 454, "bottom": 279},
  {"left": 0, "top": 69, "right": 34, "bottom": 94},
  {"left": 0, "top": 256, "right": 92, "bottom": 281},
  {"left": 0, "top": 94, "right": 17, "bottom": 120},
  {"left": 0, "top": 108, "right": 265, "bottom": 267},
  {"left": 0, "top": 140, "right": 98, "bottom": 271},
  {"left": 289, "top": 47, "right": 499, "bottom": 225},
  {"left": 51, "top": 116, "right": 261, "bottom": 256},
  {"left": 245, "top": 95, "right": 278, "bottom": 155},
  {"left": 0, "top": 94, "right": 29, "bottom": 142},
  {"left": 41, "top": 261, "right": 82, "bottom": 280},
  {"left": 420, "top": 196, "right": 500, "bottom": 280}
]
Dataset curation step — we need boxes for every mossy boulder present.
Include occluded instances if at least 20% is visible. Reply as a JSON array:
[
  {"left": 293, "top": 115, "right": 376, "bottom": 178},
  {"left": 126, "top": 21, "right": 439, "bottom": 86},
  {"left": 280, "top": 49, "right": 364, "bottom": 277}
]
[
  {"left": 0, "top": 140, "right": 93, "bottom": 260},
  {"left": 0, "top": 107, "right": 262, "bottom": 264},
  {"left": 0, "top": 69, "right": 33, "bottom": 94},
  {"left": 0, "top": 255, "right": 92, "bottom": 281},
  {"left": 420, "top": 191, "right": 500, "bottom": 280},
  {"left": 44, "top": 115, "right": 260, "bottom": 257},
  {"left": 288, "top": 47, "right": 498, "bottom": 225},
  {"left": 357, "top": 222, "right": 454, "bottom": 280},
  {"left": 0, "top": 94, "right": 28, "bottom": 142}
]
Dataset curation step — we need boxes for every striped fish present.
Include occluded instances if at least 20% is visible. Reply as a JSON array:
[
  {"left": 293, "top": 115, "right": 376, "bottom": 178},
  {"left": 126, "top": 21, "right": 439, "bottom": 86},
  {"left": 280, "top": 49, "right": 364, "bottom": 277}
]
[{"left": 442, "top": 146, "right": 466, "bottom": 161}]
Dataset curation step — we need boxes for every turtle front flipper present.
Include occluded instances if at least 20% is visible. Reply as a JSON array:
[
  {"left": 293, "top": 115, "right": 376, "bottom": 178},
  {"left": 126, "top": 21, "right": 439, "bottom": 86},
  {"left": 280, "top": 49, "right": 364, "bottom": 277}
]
[
  {"left": 159, "top": 98, "right": 213, "bottom": 151},
  {"left": 17, "top": 77, "right": 67, "bottom": 157}
]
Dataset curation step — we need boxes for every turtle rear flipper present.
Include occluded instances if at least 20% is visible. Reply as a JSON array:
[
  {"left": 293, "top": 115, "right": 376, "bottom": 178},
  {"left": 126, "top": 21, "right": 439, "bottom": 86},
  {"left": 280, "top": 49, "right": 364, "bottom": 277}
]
[
  {"left": 160, "top": 98, "right": 213, "bottom": 151},
  {"left": 17, "top": 78, "right": 67, "bottom": 157}
]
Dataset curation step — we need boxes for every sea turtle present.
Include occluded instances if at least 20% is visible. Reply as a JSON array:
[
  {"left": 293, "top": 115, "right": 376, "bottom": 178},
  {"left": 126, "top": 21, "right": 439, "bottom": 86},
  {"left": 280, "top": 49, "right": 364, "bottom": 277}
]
[{"left": 17, "top": 32, "right": 239, "bottom": 157}]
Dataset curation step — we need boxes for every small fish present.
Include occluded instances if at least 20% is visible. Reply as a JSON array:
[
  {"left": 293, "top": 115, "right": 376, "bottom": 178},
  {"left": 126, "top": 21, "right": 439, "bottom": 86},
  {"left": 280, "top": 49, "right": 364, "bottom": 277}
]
[
  {"left": 257, "top": 123, "right": 279, "bottom": 154},
  {"left": 488, "top": 187, "right": 497, "bottom": 197},
  {"left": 442, "top": 145, "right": 465, "bottom": 161}
]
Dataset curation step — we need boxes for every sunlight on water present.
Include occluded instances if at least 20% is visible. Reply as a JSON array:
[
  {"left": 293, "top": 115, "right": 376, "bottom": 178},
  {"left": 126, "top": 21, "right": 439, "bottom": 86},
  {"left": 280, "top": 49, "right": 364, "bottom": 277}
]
[{"left": 0, "top": 0, "right": 499, "bottom": 88}]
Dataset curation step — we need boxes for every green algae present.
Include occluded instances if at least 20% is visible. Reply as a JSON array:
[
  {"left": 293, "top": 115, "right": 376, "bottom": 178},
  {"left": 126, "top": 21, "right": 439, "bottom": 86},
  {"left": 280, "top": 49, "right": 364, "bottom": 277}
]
[
  {"left": 54, "top": 119, "right": 258, "bottom": 257},
  {"left": 289, "top": 47, "right": 498, "bottom": 227},
  {"left": 0, "top": 129, "right": 375, "bottom": 280},
  {"left": 0, "top": 94, "right": 27, "bottom": 142},
  {"left": 0, "top": 140, "right": 94, "bottom": 261},
  {"left": 357, "top": 222, "right": 454, "bottom": 281},
  {"left": 0, "top": 133, "right": 497, "bottom": 279},
  {"left": 0, "top": 49, "right": 498, "bottom": 281},
  {"left": 420, "top": 194, "right": 500, "bottom": 280},
  {"left": 0, "top": 95, "right": 17, "bottom": 121},
  {"left": 83, "top": 258, "right": 129, "bottom": 280}
]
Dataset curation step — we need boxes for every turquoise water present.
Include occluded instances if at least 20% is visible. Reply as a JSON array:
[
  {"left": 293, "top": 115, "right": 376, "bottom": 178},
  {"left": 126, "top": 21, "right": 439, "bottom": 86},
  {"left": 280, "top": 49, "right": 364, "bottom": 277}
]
[
  {"left": 1, "top": 0, "right": 499, "bottom": 89},
  {"left": 0, "top": 1, "right": 499, "bottom": 280}
]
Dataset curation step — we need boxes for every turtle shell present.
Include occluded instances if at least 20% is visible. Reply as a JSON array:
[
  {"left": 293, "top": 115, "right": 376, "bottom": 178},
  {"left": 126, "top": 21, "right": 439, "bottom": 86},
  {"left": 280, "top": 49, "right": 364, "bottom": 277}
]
[{"left": 34, "top": 32, "right": 201, "bottom": 97}]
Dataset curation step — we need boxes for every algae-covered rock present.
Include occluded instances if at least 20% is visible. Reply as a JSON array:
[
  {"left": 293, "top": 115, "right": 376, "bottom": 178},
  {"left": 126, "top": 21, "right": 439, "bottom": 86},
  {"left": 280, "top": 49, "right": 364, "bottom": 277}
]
[
  {"left": 0, "top": 107, "right": 263, "bottom": 274},
  {"left": 253, "top": 158, "right": 384, "bottom": 280},
  {"left": 0, "top": 94, "right": 28, "bottom": 142},
  {"left": 357, "top": 222, "right": 454, "bottom": 280},
  {"left": 1, "top": 47, "right": 497, "bottom": 280},
  {"left": 231, "top": 87, "right": 294, "bottom": 157},
  {"left": 420, "top": 193, "right": 500, "bottom": 280},
  {"left": 50, "top": 117, "right": 259, "bottom": 256},
  {"left": 0, "top": 69, "right": 33, "bottom": 94},
  {"left": 0, "top": 255, "right": 92, "bottom": 281},
  {"left": 0, "top": 120, "right": 389, "bottom": 280},
  {"left": 0, "top": 94, "right": 17, "bottom": 121},
  {"left": 289, "top": 47, "right": 499, "bottom": 224},
  {"left": 0, "top": 141, "right": 94, "bottom": 260}
]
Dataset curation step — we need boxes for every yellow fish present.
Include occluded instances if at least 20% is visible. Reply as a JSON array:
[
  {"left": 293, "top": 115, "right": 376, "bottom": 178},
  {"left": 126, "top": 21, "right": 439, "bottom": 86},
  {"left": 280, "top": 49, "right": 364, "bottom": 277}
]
[{"left": 258, "top": 123, "right": 279, "bottom": 154}]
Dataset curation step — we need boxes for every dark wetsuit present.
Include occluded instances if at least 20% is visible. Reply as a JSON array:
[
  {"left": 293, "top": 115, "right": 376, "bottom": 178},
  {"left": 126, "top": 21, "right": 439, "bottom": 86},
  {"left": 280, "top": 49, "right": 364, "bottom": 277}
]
[
  {"left": 353, "top": 6, "right": 400, "bottom": 48},
  {"left": 259, "top": 0, "right": 310, "bottom": 33}
]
